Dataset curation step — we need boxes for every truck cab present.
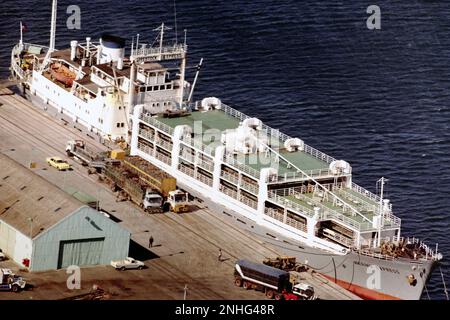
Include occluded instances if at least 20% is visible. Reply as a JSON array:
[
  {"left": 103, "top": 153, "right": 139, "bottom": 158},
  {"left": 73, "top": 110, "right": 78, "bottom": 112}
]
[
  {"left": 292, "top": 283, "right": 316, "bottom": 300},
  {"left": 167, "top": 190, "right": 189, "bottom": 213},
  {"left": 0, "top": 269, "right": 26, "bottom": 292},
  {"left": 143, "top": 190, "right": 164, "bottom": 213}
]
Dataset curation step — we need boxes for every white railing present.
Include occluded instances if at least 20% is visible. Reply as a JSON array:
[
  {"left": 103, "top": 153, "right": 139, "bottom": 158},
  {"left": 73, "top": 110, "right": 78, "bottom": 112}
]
[
  {"left": 336, "top": 188, "right": 378, "bottom": 213},
  {"left": 11, "top": 60, "right": 26, "bottom": 79},
  {"left": 303, "top": 144, "right": 336, "bottom": 164},
  {"left": 140, "top": 113, "right": 174, "bottom": 135},
  {"left": 240, "top": 180, "right": 259, "bottom": 195},
  {"left": 267, "top": 191, "right": 315, "bottom": 218},
  {"left": 221, "top": 170, "right": 239, "bottom": 185},
  {"left": 197, "top": 173, "right": 213, "bottom": 187},
  {"left": 138, "top": 141, "right": 153, "bottom": 155},
  {"left": 138, "top": 128, "right": 155, "bottom": 142},
  {"left": 180, "top": 135, "right": 214, "bottom": 155},
  {"left": 132, "top": 44, "right": 186, "bottom": 59},
  {"left": 324, "top": 232, "right": 355, "bottom": 248},
  {"left": 196, "top": 159, "right": 214, "bottom": 173},
  {"left": 240, "top": 195, "right": 258, "bottom": 210},
  {"left": 155, "top": 152, "right": 171, "bottom": 165},
  {"left": 264, "top": 208, "right": 285, "bottom": 223},
  {"left": 156, "top": 139, "right": 173, "bottom": 152},
  {"left": 179, "top": 164, "right": 195, "bottom": 177},
  {"left": 220, "top": 185, "right": 239, "bottom": 200},
  {"left": 383, "top": 211, "right": 401, "bottom": 228},
  {"left": 351, "top": 182, "right": 393, "bottom": 210},
  {"left": 219, "top": 102, "right": 336, "bottom": 165},
  {"left": 270, "top": 168, "right": 334, "bottom": 184},
  {"left": 285, "top": 217, "right": 307, "bottom": 233},
  {"left": 179, "top": 150, "right": 195, "bottom": 163},
  {"left": 223, "top": 153, "right": 260, "bottom": 179}
]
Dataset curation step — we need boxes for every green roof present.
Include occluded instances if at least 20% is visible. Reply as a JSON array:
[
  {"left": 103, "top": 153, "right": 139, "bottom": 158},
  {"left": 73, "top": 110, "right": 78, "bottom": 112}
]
[{"left": 156, "top": 109, "right": 329, "bottom": 175}]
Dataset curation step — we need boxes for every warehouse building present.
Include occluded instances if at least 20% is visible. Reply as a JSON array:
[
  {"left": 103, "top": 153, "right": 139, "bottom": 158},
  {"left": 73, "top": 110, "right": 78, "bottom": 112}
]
[{"left": 0, "top": 154, "right": 131, "bottom": 271}]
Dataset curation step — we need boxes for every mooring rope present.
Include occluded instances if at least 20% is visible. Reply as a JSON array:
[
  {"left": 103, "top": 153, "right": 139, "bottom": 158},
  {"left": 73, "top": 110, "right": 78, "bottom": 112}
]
[{"left": 440, "top": 266, "right": 449, "bottom": 300}]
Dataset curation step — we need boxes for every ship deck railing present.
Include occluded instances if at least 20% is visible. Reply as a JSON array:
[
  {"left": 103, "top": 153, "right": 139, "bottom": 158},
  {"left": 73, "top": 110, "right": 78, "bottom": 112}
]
[
  {"left": 357, "top": 236, "right": 440, "bottom": 261},
  {"left": 140, "top": 113, "right": 174, "bottom": 136},
  {"left": 351, "top": 182, "right": 393, "bottom": 211},
  {"left": 272, "top": 188, "right": 368, "bottom": 231},
  {"left": 132, "top": 44, "right": 186, "bottom": 60},
  {"left": 240, "top": 179, "right": 259, "bottom": 195},
  {"left": 220, "top": 102, "right": 337, "bottom": 165},
  {"left": 221, "top": 170, "right": 240, "bottom": 185},
  {"left": 180, "top": 134, "right": 214, "bottom": 155},
  {"left": 267, "top": 190, "right": 316, "bottom": 219},
  {"left": 196, "top": 158, "right": 214, "bottom": 172},
  {"left": 269, "top": 168, "right": 336, "bottom": 184},
  {"left": 223, "top": 153, "right": 261, "bottom": 179}
]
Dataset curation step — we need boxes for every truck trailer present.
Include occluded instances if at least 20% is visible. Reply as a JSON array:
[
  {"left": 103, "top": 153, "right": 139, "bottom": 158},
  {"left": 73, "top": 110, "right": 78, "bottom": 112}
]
[
  {"left": 101, "top": 156, "right": 189, "bottom": 213},
  {"left": 234, "top": 259, "right": 315, "bottom": 300}
]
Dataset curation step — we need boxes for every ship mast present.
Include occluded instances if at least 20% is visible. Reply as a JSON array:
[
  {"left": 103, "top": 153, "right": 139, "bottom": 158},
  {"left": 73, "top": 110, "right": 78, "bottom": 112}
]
[
  {"left": 377, "top": 177, "right": 387, "bottom": 247},
  {"left": 49, "top": 0, "right": 57, "bottom": 52}
]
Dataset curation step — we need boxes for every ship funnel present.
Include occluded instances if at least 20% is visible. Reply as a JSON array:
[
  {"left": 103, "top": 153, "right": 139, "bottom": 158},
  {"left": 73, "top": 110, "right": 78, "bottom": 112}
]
[
  {"left": 70, "top": 40, "right": 78, "bottom": 61},
  {"left": 99, "top": 34, "right": 125, "bottom": 64}
]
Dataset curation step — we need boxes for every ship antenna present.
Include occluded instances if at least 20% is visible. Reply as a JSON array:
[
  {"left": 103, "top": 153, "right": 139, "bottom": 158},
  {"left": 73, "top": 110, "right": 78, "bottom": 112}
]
[
  {"left": 153, "top": 23, "right": 172, "bottom": 59},
  {"left": 49, "top": 0, "right": 57, "bottom": 52},
  {"left": 136, "top": 34, "right": 140, "bottom": 53},
  {"left": 173, "top": 0, "right": 178, "bottom": 44}
]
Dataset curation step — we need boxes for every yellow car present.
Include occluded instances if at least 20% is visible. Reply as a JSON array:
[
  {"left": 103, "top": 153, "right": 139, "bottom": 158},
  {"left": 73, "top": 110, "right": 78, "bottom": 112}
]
[{"left": 46, "top": 156, "right": 71, "bottom": 171}]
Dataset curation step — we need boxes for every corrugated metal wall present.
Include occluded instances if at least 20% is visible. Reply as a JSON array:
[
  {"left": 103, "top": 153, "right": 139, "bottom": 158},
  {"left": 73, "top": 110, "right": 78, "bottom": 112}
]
[
  {"left": 31, "top": 206, "right": 130, "bottom": 271},
  {"left": 0, "top": 221, "right": 32, "bottom": 267}
]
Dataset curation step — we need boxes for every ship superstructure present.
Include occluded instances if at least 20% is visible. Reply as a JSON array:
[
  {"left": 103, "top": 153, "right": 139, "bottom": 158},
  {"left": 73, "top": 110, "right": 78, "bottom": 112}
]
[{"left": 9, "top": 0, "right": 443, "bottom": 300}]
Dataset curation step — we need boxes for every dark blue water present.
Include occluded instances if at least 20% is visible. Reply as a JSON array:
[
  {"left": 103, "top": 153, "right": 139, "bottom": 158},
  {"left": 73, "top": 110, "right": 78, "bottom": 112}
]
[{"left": 1, "top": 0, "right": 449, "bottom": 299}]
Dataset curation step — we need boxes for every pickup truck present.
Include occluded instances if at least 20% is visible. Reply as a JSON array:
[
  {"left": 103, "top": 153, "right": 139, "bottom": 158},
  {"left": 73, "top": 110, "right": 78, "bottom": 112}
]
[{"left": 111, "top": 257, "right": 144, "bottom": 271}]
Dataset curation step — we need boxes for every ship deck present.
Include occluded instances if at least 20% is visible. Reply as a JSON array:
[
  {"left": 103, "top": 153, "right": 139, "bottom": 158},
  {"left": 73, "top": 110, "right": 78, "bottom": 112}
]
[
  {"left": 156, "top": 109, "right": 330, "bottom": 174},
  {"left": 151, "top": 108, "right": 400, "bottom": 232}
]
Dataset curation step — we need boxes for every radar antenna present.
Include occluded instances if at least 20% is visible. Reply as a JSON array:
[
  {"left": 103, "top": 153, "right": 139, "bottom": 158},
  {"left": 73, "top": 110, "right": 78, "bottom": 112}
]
[{"left": 153, "top": 23, "right": 172, "bottom": 59}]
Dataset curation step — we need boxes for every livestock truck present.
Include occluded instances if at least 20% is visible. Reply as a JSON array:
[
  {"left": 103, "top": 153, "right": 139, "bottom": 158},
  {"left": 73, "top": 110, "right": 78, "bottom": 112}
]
[
  {"left": 234, "top": 259, "right": 315, "bottom": 300},
  {"left": 101, "top": 156, "right": 189, "bottom": 213}
]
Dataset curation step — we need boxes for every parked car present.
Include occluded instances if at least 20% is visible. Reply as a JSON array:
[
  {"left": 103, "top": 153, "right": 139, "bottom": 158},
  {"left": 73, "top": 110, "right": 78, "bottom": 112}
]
[
  {"left": 111, "top": 257, "right": 144, "bottom": 271},
  {"left": 46, "top": 156, "right": 71, "bottom": 171},
  {"left": 0, "top": 249, "right": 5, "bottom": 261}
]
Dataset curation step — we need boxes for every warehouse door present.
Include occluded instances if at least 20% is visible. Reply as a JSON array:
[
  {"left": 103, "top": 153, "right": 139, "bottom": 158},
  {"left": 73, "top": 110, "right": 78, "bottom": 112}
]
[{"left": 57, "top": 238, "right": 105, "bottom": 269}]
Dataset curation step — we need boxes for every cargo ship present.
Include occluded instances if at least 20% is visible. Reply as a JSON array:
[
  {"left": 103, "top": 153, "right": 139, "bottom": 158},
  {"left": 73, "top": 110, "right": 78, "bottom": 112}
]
[{"left": 9, "top": 0, "right": 443, "bottom": 300}]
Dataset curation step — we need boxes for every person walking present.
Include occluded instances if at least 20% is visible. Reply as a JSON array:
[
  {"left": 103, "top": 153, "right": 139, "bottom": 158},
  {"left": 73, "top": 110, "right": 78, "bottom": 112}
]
[
  {"left": 218, "top": 248, "right": 223, "bottom": 262},
  {"left": 149, "top": 236, "right": 154, "bottom": 248}
]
